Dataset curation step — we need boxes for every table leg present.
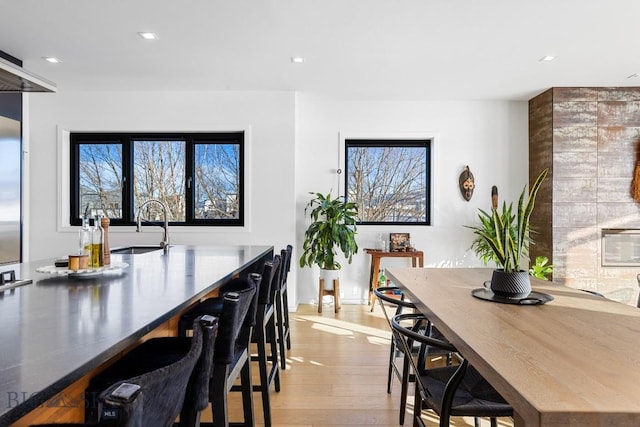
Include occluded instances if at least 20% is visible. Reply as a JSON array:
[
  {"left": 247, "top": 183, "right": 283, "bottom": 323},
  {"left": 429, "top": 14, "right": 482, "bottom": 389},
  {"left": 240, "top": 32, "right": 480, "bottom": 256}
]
[
  {"left": 369, "top": 256, "right": 381, "bottom": 309},
  {"left": 368, "top": 259, "right": 375, "bottom": 305},
  {"left": 512, "top": 412, "right": 531, "bottom": 427}
]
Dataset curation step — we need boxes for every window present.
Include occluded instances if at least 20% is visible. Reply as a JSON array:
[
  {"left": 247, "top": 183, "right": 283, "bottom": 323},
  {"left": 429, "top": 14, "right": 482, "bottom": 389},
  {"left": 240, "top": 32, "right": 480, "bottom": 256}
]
[
  {"left": 345, "top": 139, "right": 430, "bottom": 225},
  {"left": 70, "top": 132, "right": 244, "bottom": 226}
]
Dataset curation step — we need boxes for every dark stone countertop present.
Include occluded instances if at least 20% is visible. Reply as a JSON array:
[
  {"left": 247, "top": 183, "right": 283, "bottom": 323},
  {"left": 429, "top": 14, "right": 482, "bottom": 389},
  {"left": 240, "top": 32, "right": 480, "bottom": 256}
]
[{"left": 0, "top": 244, "right": 272, "bottom": 424}]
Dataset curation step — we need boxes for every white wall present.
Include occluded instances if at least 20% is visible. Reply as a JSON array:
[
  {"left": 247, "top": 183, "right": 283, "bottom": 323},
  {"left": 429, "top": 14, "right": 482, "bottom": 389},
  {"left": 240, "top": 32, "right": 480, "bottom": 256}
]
[
  {"left": 26, "top": 90, "right": 529, "bottom": 310},
  {"left": 294, "top": 94, "right": 529, "bottom": 305},
  {"left": 26, "top": 90, "right": 297, "bottom": 301}
]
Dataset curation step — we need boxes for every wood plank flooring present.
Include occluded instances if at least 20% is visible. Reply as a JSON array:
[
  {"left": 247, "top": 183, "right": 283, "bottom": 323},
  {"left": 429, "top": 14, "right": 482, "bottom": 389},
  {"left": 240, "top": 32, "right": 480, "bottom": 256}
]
[{"left": 229, "top": 303, "right": 514, "bottom": 427}]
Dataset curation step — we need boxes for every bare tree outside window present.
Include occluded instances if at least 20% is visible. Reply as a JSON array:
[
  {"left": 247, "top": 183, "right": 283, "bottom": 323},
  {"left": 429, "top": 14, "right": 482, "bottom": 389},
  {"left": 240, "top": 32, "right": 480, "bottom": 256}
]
[
  {"left": 194, "top": 144, "right": 240, "bottom": 219},
  {"left": 346, "top": 140, "right": 430, "bottom": 224},
  {"left": 133, "top": 140, "right": 186, "bottom": 221},
  {"left": 79, "top": 144, "right": 123, "bottom": 219},
  {"left": 70, "top": 132, "right": 244, "bottom": 226}
]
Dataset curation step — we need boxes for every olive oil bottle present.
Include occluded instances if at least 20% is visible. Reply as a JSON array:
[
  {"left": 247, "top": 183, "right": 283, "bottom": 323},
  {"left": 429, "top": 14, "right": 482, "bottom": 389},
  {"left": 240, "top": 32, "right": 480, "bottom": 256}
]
[{"left": 91, "top": 215, "right": 104, "bottom": 268}]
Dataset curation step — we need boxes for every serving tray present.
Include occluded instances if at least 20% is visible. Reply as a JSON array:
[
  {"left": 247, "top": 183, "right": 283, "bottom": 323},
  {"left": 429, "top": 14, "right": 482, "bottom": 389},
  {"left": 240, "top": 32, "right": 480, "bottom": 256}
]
[
  {"left": 471, "top": 288, "right": 554, "bottom": 305},
  {"left": 36, "top": 262, "right": 129, "bottom": 279}
]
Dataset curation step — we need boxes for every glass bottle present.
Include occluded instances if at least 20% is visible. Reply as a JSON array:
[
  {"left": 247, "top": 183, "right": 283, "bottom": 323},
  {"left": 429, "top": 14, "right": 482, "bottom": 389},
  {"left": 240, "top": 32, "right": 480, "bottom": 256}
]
[
  {"left": 79, "top": 215, "right": 92, "bottom": 257},
  {"left": 92, "top": 215, "right": 104, "bottom": 268},
  {"left": 375, "top": 233, "right": 384, "bottom": 251},
  {"left": 378, "top": 269, "right": 387, "bottom": 287}
]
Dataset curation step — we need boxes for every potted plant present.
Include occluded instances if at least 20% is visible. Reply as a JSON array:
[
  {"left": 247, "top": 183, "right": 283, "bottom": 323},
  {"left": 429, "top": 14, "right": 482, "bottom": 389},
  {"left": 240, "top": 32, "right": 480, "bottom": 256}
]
[
  {"left": 466, "top": 169, "right": 548, "bottom": 297},
  {"left": 299, "top": 191, "right": 359, "bottom": 289}
]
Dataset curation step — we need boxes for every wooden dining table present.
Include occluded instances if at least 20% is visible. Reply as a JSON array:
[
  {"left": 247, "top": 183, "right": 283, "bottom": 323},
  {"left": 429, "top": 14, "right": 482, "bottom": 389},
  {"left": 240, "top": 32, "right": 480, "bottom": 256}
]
[{"left": 386, "top": 267, "right": 640, "bottom": 427}]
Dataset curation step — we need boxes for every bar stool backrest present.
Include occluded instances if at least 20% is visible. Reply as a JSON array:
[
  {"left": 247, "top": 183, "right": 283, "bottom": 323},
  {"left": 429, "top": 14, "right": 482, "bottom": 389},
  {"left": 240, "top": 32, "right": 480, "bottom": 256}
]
[
  {"left": 280, "top": 245, "right": 292, "bottom": 288},
  {"left": 259, "top": 256, "right": 280, "bottom": 306},
  {"left": 213, "top": 277, "right": 258, "bottom": 364},
  {"left": 187, "top": 315, "right": 219, "bottom": 414},
  {"left": 101, "top": 316, "right": 210, "bottom": 427}
]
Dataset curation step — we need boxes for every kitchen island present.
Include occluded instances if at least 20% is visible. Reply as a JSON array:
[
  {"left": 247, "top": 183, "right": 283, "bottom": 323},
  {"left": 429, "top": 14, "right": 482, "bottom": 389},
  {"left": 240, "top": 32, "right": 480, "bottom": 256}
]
[{"left": 0, "top": 244, "right": 272, "bottom": 425}]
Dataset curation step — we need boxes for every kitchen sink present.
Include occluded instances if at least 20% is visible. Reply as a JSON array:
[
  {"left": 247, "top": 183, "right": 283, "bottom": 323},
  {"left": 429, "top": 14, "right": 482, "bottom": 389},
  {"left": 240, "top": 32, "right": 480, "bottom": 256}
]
[{"left": 111, "top": 245, "right": 165, "bottom": 254}]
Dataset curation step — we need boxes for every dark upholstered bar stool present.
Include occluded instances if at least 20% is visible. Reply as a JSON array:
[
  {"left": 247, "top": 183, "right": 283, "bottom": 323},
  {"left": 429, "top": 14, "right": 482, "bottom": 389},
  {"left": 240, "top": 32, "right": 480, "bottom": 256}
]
[
  {"left": 392, "top": 312, "right": 513, "bottom": 427},
  {"left": 180, "top": 259, "right": 281, "bottom": 427},
  {"left": 178, "top": 275, "right": 260, "bottom": 427},
  {"left": 36, "top": 315, "right": 216, "bottom": 427},
  {"left": 275, "top": 245, "right": 293, "bottom": 370},
  {"left": 207, "top": 276, "right": 259, "bottom": 427},
  {"left": 248, "top": 256, "right": 281, "bottom": 427}
]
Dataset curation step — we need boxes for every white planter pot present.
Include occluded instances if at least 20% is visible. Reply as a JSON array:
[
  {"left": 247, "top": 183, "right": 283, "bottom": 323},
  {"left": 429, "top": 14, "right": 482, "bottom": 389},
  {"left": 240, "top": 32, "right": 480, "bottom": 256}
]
[{"left": 320, "top": 268, "right": 340, "bottom": 290}]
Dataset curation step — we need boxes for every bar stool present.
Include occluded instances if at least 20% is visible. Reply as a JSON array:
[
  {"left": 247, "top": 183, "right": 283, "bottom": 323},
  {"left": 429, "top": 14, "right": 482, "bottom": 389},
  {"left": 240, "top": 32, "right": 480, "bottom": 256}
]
[
  {"left": 178, "top": 262, "right": 281, "bottom": 426},
  {"left": 275, "top": 245, "right": 292, "bottom": 369},
  {"left": 249, "top": 256, "right": 281, "bottom": 427},
  {"left": 42, "top": 315, "right": 216, "bottom": 427},
  {"left": 208, "top": 276, "right": 260, "bottom": 427},
  {"left": 178, "top": 274, "right": 262, "bottom": 427}
]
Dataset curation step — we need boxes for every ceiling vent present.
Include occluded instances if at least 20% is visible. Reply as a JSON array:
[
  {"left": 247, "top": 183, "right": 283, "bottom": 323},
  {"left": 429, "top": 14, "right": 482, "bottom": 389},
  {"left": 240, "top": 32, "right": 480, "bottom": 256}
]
[{"left": 0, "top": 56, "right": 56, "bottom": 93}]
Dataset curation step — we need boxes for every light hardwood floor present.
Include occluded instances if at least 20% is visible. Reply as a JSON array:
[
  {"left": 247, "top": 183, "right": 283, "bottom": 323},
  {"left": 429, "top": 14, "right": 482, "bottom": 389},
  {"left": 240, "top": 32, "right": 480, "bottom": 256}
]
[{"left": 229, "top": 303, "right": 514, "bottom": 427}]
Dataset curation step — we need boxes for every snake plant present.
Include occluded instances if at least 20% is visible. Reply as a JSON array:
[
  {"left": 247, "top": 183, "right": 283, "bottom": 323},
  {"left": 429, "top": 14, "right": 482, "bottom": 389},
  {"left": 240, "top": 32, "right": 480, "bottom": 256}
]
[{"left": 467, "top": 169, "right": 548, "bottom": 273}]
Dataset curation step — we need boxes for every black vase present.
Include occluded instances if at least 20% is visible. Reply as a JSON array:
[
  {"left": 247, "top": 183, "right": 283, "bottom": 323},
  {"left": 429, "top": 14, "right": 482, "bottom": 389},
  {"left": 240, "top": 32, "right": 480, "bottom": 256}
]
[{"left": 490, "top": 269, "right": 531, "bottom": 298}]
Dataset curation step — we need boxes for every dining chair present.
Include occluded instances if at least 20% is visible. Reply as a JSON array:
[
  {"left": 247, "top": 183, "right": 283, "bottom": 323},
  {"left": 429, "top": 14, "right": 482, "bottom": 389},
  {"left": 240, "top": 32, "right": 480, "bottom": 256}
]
[
  {"left": 375, "top": 286, "right": 452, "bottom": 425},
  {"left": 275, "top": 245, "right": 293, "bottom": 370},
  {"left": 392, "top": 312, "right": 513, "bottom": 427},
  {"left": 37, "top": 315, "right": 216, "bottom": 427}
]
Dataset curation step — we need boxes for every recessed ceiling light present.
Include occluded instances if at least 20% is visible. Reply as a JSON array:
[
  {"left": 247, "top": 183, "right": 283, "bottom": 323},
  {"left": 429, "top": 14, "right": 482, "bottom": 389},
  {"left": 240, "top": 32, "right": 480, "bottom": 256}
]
[
  {"left": 43, "top": 57, "right": 62, "bottom": 63},
  {"left": 290, "top": 56, "right": 305, "bottom": 64},
  {"left": 138, "top": 32, "right": 159, "bottom": 40},
  {"left": 627, "top": 73, "right": 639, "bottom": 79},
  {"left": 539, "top": 55, "right": 556, "bottom": 62}
]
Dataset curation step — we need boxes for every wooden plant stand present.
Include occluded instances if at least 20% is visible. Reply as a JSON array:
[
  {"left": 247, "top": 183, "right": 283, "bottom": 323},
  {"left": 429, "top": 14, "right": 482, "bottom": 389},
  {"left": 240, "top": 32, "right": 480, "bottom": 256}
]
[{"left": 318, "top": 278, "right": 341, "bottom": 313}]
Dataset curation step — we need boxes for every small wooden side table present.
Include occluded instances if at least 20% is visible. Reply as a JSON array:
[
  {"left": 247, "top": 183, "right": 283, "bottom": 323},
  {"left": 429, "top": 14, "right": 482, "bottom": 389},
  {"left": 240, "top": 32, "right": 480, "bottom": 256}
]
[
  {"left": 365, "top": 249, "right": 424, "bottom": 309},
  {"left": 318, "top": 277, "right": 341, "bottom": 313}
]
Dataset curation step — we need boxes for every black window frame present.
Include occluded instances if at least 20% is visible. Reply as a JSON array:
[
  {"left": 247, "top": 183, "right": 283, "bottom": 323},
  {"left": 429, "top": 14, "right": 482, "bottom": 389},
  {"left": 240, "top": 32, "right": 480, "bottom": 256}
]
[
  {"left": 70, "top": 131, "right": 245, "bottom": 227},
  {"left": 344, "top": 138, "right": 431, "bottom": 226}
]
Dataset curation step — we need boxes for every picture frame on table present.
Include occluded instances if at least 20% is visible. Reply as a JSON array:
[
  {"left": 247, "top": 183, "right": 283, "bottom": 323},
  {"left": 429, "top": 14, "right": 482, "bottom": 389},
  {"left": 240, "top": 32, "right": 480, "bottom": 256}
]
[{"left": 389, "top": 233, "right": 410, "bottom": 252}]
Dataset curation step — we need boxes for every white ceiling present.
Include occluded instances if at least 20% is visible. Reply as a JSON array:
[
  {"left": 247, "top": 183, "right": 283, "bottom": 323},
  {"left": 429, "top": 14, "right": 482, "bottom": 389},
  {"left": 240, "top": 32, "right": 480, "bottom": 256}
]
[{"left": 1, "top": 0, "right": 639, "bottom": 101}]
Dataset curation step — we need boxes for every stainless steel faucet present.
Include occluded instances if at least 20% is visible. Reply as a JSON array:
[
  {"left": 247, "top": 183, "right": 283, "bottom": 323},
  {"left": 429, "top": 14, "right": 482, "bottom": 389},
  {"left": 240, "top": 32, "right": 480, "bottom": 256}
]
[{"left": 136, "top": 199, "right": 170, "bottom": 252}]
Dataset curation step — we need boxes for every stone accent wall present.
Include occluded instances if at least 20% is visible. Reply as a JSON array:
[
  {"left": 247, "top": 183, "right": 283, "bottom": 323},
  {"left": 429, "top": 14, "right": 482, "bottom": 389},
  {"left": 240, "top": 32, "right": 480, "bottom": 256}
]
[{"left": 529, "top": 87, "right": 640, "bottom": 306}]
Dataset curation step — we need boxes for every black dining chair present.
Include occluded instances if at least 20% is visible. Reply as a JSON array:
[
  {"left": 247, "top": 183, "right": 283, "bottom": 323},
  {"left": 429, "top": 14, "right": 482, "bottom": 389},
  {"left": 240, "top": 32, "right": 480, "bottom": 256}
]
[
  {"left": 392, "top": 312, "right": 513, "bottom": 427},
  {"left": 275, "top": 245, "right": 293, "bottom": 370},
  {"left": 375, "top": 286, "right": 452, "bottom": 425},
  {"left": 36, "top": 315, "right": 216, "bottom": 427}
]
